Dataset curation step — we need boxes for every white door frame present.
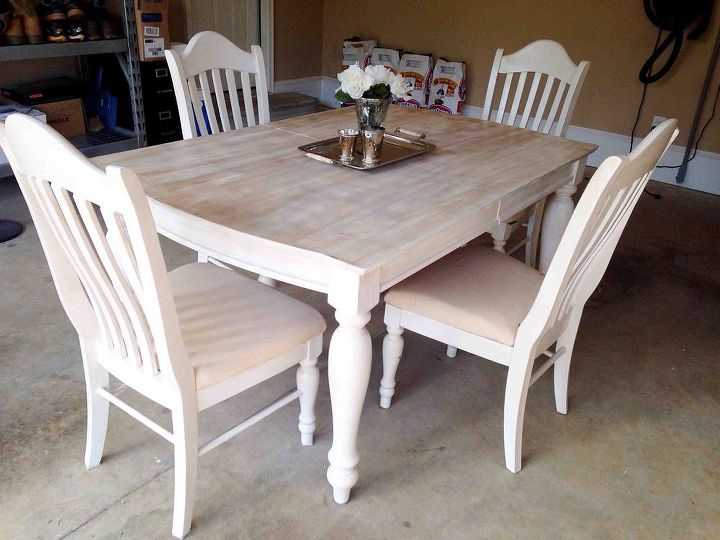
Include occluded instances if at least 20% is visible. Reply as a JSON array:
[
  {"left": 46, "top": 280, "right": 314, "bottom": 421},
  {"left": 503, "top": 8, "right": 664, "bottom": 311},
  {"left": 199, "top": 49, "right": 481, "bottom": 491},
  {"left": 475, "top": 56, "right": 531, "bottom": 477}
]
[{"left": 260, "top": 0, "right": 274, "bottom": 92}]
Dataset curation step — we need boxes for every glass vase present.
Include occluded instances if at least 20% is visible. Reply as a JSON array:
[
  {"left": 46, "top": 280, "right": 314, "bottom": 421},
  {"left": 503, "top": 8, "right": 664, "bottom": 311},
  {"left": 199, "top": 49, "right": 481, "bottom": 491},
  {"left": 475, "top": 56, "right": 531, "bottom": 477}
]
[{"left": 355, "top": 97, "right": 390, "bottom": 131}]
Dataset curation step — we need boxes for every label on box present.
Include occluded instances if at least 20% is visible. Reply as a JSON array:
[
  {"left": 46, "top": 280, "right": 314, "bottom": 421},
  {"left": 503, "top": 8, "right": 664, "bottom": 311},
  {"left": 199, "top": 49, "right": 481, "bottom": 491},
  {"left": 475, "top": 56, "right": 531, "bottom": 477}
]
[
  {"left": 141, "top": 13, "right": 163, "bottom": 23},
  {"left": 144, "top": 37, "right": 165, "bottom": 58},
  {"left": 144, "top": 26, "right": 160, "bottom": 37}
]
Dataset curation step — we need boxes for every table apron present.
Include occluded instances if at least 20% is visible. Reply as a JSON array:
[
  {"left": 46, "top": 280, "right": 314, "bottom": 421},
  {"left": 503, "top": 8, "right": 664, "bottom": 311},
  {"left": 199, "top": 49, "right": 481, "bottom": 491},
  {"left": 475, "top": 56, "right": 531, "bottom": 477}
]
[
  {"left": 150, "top": 202, "right": 342, "bottom": 294},
  {"left": 496, "top": 162, "right": 577, "bottom": 222}
]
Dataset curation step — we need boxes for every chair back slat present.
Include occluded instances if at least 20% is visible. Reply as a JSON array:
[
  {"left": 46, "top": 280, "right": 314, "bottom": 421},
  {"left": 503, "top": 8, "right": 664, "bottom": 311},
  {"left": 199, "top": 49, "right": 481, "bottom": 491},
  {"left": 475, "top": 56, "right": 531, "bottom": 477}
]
[
  {"left": 240, "top": 71, "right": 256, "bottom": 127},
  {"left": 225, "top": 69, "right": 242, "bottom": 130},
  {"left": 1, "top": 115, "right": 190, "bottom": 388},
  {"left": 165, "top": 31, "right": 270, "bottom": 139},
  {"left": 519, "top": 120, "right": 679, "bottom": 348},
  {"left": 495, "top": 72, "right": 514, "bottom": 123},
  {"left": 531, "top": 76, "right": 556, "bottom": 132},
  {"left": 507, "top": 71, "right": 527, "bottom": 126},
  {"left": 197, "top": 71, "right": 220, "bottom": 134},
  {"left": 186, "top": 75, "right": 209, "bottom": 137},
  {"left": 36, "top": 180, "right": 126, "bottom": 358},
  {"left": 518, "top": 72, "right": 543, "bottom": 129},
  {"left": 482, "top": 40, "right": 589, "bottom": 136},
  {"left": 211, "top": 68, "right": 232, "bottom": 132},
  {"left": 542, "top": 81, "right": 567, "bottom": 134}
]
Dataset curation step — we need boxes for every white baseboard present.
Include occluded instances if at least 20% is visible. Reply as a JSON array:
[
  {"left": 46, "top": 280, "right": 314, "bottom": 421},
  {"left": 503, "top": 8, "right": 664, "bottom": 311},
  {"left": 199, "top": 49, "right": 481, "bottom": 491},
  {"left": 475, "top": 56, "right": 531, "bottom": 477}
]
[{"left": 274, "top": 76, "right": 720, "bottom": 195}]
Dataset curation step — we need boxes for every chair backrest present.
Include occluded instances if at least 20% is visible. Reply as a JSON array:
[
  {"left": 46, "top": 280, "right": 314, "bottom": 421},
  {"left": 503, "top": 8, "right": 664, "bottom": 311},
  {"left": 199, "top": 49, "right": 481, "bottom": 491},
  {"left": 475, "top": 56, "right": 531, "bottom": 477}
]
[
  {"left": 0, "top": 114, "right": 190, "bottom": 391},
  {"left": 518, "top": 119, "right": 679, "bottom": 349},
  {"left": 481, "top": 40, "right": 590, "bottom": 137},
  {"left": 165, "top": 30, "right": 270, "bottom": 139}
]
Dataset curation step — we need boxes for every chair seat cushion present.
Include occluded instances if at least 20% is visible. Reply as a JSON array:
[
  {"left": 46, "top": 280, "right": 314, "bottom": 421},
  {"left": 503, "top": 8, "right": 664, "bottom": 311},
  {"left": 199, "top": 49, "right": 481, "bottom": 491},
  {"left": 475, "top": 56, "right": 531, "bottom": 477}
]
[
  {"left": 169, "top": 263, "right": 326, "bottom": 390},
  {"left": 384, "top": 246, "right": 543, "bottom": 346}
]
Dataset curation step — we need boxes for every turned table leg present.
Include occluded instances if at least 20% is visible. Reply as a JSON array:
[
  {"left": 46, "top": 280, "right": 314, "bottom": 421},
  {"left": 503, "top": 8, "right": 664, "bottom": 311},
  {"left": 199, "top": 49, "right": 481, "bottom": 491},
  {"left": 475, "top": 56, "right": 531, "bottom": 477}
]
[
  {"left": 326, "top": 308, "right": 373, "bottom": 504},
  {"left": 539, "top": 158, "right": 586, "bottom": 273}
]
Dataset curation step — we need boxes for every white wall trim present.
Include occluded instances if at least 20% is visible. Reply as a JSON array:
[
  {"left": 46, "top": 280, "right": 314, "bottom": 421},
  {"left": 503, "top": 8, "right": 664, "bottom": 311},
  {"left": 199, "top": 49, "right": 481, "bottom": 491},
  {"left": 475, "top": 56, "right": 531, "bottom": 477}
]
[{"left": 274, "top": 76, "right": 720, "bottom": 195}]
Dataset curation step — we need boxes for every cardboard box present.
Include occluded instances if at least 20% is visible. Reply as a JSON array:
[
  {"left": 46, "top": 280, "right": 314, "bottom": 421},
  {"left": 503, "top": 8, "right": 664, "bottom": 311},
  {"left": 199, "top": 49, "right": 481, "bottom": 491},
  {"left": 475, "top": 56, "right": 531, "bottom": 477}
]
[
  {"left": 35, "top": 99, "right": 86, "bottom": 138},
  {"left": 428, "top": 59, "right": 467, "bottom": 114},
  {"left": 135, "top": 0, "right": 169, "bottom": 61}
]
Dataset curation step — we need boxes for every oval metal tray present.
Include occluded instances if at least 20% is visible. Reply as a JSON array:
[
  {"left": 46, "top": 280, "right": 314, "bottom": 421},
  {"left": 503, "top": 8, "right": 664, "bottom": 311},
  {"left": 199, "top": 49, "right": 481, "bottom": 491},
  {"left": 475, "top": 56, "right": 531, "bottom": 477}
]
[{"left": 298, "top": 131, "right": 436, "bottom": 170}]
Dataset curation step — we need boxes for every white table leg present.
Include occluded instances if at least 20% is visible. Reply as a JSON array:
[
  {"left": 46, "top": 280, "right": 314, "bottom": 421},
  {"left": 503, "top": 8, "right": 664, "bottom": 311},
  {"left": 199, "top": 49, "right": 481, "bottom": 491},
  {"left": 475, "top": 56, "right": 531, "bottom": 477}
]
[
  {"left": 539, "top": 158, "right": 586, "bottom": 273},
  {"left": 326, "top": 308, "right": 372, "bottom": 503}
]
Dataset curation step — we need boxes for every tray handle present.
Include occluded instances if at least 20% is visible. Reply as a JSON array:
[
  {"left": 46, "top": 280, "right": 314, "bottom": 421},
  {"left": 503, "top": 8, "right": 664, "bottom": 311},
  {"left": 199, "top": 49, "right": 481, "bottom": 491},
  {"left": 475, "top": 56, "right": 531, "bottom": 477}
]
[{"left": 394, "top": 127, "right": 426, "bottom": 139}]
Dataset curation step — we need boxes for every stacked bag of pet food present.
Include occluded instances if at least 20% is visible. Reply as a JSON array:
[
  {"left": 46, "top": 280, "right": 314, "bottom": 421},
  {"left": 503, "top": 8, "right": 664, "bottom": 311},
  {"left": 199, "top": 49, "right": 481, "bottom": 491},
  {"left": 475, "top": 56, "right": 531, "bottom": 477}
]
[
  {"left": 338, "top": 37, "right": 376, "bottom": 107},
  {"left": 428, "top": 58, "right": 467, "bottom": 114},
  {"left": 338, "top": 38, "right": 467, "bottom": 114}
]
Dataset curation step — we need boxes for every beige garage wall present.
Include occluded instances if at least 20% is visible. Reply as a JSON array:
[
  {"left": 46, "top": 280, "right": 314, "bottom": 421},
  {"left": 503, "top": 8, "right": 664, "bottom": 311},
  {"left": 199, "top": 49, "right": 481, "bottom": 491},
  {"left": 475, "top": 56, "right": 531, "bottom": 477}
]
[
  {"left": 274, "top": 0, "right": 324, "bottom": 80},
  {"left": 319, "top": 0, "right": 720, "bottom": 152}
]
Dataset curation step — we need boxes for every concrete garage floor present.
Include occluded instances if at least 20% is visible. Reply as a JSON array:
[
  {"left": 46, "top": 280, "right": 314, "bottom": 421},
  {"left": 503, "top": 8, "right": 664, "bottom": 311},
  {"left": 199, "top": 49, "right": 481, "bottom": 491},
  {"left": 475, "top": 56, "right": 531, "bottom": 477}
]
[{"left": 1, "top": 175, "right": 718, "bottom": 539}]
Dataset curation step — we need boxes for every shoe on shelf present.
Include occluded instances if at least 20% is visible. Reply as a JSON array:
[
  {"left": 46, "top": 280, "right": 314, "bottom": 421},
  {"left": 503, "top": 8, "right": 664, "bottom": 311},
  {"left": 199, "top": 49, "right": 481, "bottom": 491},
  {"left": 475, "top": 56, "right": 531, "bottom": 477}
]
[
  {"left": 11, "top": 0, "right": 42, "bottom": 44},
  {"left": 64, "top": 0, "right": 86, "bottom": 42},
  {"left": 85, "top": 16, "right": 101, "bottom": 40},
  {"left": 88, "top": 0, "right": 118, "bottom": 39},
  {"left": 4, "top": 13, "right": 26, "bottom": 45},
  {"left": 38, "top": 0, "right": 67, "bottom": 43}
]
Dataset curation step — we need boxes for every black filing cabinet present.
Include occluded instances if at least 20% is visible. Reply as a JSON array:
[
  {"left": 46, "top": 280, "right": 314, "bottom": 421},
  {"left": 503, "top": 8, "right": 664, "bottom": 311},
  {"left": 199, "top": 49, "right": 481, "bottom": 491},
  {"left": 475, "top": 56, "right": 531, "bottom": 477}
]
[{"left": 140, "top": 60, "right": 182, "bottom": 146}]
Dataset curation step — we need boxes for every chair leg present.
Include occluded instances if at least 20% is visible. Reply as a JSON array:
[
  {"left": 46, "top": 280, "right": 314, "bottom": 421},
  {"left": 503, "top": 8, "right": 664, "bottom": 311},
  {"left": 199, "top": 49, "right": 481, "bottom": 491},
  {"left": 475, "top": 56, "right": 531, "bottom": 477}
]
[
  {"left": 171, "top": 403, "right": 199, "bottom": 539},
  {"left": 492, "top": 222, "right": 512, "bottom": 253},
  {"left": 380, "top": 325, "right": 404, "bottom": 409},
  {"left": 554, "top": 310, "right": 582, "bottom": 415},
  {"left": 446, "top": 345, "right": 457, "bottom": 358},
  {"left": 297, "top": 353, "right": 320, "bottom": 446},
  {"left": 525, "top": 198, "right": 546, "bottom": 268},
  {"left": 82, "top": 343, "right": 109, "bottom": 469},
  {"left": 503, "top": 356, "right": 534, "bottom": 473}
]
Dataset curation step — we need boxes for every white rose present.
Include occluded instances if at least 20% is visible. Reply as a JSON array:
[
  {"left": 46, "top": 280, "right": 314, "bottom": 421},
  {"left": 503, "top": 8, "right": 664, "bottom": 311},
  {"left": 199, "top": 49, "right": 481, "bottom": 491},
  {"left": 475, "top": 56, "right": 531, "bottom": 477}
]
[
  {"left": 389, "top": 72, "right": 410, "bottom": 98},
  {"left": 337, "top": 63, "right": 373, "bottom": 100},
  {"left": 364, "top": 64, "right": 392, "bottom": 86}
]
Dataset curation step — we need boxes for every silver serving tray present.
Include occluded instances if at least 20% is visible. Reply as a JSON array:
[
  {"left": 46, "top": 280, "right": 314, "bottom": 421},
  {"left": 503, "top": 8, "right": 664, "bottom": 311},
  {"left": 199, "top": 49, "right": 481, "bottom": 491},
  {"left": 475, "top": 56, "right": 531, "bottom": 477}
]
[{"left": 298, "top": 131, "right": 436, "bottom": 171}]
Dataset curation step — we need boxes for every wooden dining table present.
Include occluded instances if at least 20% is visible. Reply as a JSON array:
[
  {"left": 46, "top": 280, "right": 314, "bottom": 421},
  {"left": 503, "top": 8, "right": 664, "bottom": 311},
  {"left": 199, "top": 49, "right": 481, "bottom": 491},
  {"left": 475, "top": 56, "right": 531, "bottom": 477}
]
[{"left": 94, "top": 105, "right": 596, "bottom": 504}]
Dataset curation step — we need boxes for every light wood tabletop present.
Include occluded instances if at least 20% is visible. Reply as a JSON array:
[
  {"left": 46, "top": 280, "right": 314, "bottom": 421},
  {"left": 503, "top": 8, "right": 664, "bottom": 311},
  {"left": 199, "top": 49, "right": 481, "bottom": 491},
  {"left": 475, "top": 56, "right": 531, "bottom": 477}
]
[{"left": 94, "top": 105, "right": 596, "bottom": 504}]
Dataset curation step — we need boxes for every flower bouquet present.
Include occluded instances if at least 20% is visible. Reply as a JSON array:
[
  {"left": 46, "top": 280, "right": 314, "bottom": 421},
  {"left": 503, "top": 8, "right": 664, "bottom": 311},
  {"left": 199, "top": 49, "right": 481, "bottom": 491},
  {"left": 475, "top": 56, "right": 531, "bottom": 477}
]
[{"left": 335, "top": 64, "right": 409, "bottom": 130}]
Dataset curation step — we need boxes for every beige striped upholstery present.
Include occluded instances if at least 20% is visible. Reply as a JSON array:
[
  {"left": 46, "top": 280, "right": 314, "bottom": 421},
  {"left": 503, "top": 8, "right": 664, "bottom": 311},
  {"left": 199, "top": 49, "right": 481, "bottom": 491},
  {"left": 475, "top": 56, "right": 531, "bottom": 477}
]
[
  {"left": 169, "top": 263, "right": 326, "bottom": 390},
  {"left": 384, "top": 246, "right": 543, "bottom": 346}
]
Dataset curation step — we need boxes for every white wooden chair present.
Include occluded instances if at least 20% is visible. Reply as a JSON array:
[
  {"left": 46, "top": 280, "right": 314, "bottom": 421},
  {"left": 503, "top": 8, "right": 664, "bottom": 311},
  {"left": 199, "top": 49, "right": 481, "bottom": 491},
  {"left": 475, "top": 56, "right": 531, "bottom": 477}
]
[
  {"left": 165, "top": 30, "right": 270, "bottom": 139},
  {"left": 165, "top": 31, "right": 275, "bottom": 284},
  {"left": 483, "top": 39, "right": 590, "bottom": 266},
  {"left": 0, "top": 114, "right": 325, "bottom": 539},
  {"left": 379, "top": 119, "right": 678, "bottom": 473},
  {"left": 445, "top": 40, "right": 590, "bottom": 360}
]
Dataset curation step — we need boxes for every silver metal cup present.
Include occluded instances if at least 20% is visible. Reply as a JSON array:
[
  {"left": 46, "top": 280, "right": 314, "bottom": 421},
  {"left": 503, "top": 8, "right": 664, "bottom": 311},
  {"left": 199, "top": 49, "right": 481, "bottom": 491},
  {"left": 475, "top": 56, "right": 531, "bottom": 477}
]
[
  {"left": 338, "top": 128, "right": 359, "bottom": 162},
  {"left": 361, "top": 127, "right": 385, "bottom": 164}
]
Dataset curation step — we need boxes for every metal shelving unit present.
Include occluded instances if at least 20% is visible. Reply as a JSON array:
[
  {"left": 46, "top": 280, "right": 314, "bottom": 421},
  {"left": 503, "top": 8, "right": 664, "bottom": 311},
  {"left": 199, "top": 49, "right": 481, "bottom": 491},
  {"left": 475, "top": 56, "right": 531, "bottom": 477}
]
[
  {"left": 0, "top": 39, "right": 128, "bottom": 62},
  {"left": 0, "top": 0, "right": 145, "bottom": 178}
]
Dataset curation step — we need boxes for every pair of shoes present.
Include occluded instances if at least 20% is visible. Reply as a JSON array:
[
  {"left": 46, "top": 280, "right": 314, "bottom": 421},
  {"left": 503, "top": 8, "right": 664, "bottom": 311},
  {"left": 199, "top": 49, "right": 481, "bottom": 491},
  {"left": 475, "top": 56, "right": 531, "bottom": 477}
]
[
  {"left": 38, "top": 0, "right": 87, "bottom": 43},
  {"left": 1, "top": 0, "right": 42, "bottom": 45},
  {"left": 86, "top": 0, "right": 118, "bottom": 41}
]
